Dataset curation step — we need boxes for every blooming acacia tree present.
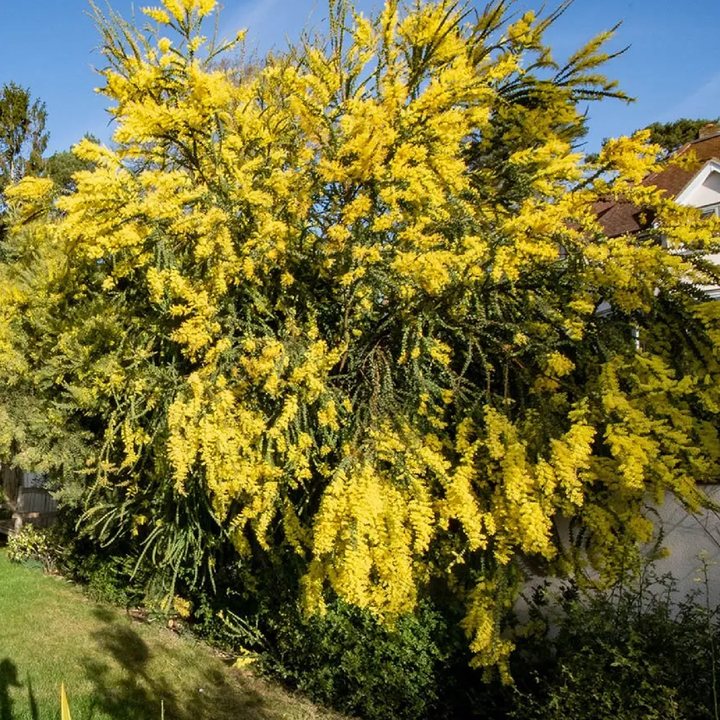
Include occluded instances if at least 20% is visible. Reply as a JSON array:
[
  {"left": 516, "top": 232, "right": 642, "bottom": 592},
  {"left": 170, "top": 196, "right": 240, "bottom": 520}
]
[{"left": 3, "top": 0, "right": 720, "bottom": 673}]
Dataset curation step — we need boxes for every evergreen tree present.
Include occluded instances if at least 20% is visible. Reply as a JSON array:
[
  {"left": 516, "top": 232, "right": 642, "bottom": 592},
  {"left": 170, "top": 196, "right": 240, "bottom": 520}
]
[
  {"left": 0, "top": 82, "right": 48, "bottom": 191},
  {"left": 45, "top": 135, "right": 99, "bottom": 195},
  {"left": 642, "top": 117, "right": 719, "bottom": 155}
]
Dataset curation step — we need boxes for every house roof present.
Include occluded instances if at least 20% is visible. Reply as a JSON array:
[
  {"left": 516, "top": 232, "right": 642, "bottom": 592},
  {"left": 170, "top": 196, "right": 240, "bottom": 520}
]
[
  {"left": 595, "top": 129, "right": 720, "bottom": 237},
  {"left": 594, "top": 198, "right": 654, "bottom": 237}
]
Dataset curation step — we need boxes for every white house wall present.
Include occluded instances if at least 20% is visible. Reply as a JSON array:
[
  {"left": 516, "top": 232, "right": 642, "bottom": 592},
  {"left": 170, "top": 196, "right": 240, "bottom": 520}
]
[
  {"left": 686, "top": 169, "right": 720, "bottom": 207},
  {"left": 671, "top": 163, "right": 720, "bottom": 298},
  {"left": 515, "top": 488, "right": 720, "bottom": 622},
  {"left": 649, "top": 485, "right": 720, "bottom": 604},
  {"left": 675, "top": 161, "right": 720, "bottom": 209}
]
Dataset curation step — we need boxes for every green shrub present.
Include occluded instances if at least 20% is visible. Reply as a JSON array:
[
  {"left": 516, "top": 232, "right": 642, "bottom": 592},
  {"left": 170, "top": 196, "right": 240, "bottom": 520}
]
[
  {"left": 508, "top": 574, "right": 720, "bottom": 720},
  {"left": 258, "top": 599, "right": 473, "bottom": 720},
  {"left": 188, "top": 562, "right": 720, "bottom": 720},
  {"left": 55, "top": 531, "right": 150, "bottom": 608},
  {"left": 7, "top": 525, "right": 58, "bottom": 572},
  {"left": 84, "top": 555, "right": 140, "bottom": 606}
]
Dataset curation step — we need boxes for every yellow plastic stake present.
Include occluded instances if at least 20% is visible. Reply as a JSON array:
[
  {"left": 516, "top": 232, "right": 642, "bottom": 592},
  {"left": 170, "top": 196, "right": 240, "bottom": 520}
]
[{"left": 61, "top": 682, "right": 72, "bottom": 720}]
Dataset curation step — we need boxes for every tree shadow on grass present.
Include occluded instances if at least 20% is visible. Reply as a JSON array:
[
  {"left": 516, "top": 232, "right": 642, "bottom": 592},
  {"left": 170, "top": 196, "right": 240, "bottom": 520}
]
[
  {"left": 82, "top": 607, "right": 271, "bottom": 720},
  {"left": 0, "top": 660, "right": 39, "bottom": 720},
  {"left": 0, "top": 659, "right": 20, "bottom": 720},
  {"left": 25, "top": 678, "right": 38, "bottom": 720}
]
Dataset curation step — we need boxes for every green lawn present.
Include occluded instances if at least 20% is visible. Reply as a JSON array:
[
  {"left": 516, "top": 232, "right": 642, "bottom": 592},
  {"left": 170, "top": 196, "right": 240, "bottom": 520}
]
[{"left": 0, "top": 549, "right": 342, "bottom": 720}]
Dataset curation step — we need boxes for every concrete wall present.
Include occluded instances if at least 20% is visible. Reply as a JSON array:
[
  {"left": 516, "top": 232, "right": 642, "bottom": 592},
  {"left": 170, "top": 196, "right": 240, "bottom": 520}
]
[
  {"left": 516, "top": 487, "right": 720, "bottom": 619},
  {"left": 650, "top": 485, "right": 720, "bottom": 604}
]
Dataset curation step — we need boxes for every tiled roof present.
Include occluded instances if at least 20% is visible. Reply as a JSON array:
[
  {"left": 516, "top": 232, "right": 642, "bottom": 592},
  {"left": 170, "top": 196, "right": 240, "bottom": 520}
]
[
  {"left": 594, "top": 199, "right": 655, "bottom": 237},
  {"left": 595, "top": 131, "right": 720, "bottom": 237}
]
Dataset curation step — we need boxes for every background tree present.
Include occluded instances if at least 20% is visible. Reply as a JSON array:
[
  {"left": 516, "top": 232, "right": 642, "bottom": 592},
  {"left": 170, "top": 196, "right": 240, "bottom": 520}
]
[
  {"left": 0, "top": 82, "right": 48, "bottom": 191},
  {"left": 2, "top": 0, "right": 720, "bottom": 678},
  {"left": 44, "top": 134, "right": 100, "bottom": 195},
  {"left": 643, "top": 117, "right": 719, "bottom": 155}
]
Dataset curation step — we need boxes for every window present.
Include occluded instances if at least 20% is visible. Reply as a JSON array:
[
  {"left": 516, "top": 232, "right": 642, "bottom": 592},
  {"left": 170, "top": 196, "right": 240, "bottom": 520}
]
[{"left": 700, "top": 202, "right": 720, "bottom": 218}]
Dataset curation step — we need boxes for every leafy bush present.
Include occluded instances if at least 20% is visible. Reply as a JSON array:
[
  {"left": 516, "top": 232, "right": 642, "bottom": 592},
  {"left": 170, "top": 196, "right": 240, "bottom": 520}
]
[
  {"left": 182, "top": 554, "right": 478, "bottom": 720},
  {"left": 258, "top": 599, "right": 473, "bottom": 720},
  {"left": 52, "top": 519, "right": 151, "bottom": 607},
  {"left": 84, "top": 555, "right": 140, "bottom": 606},
  {"left": 63, "top": 548, "right": 149, "bottom": 607},
  {"left": 508, "top": 573, "right": 720, "bottom": 720},
  {"left": 249, "top": 566, "right": 720, "bottom": 720},
  {"left": 7, "top": 525, "right": 58, "bottom": 572},
  {"left": 181, "top": 556, "right": 475, "bottom": 720}
]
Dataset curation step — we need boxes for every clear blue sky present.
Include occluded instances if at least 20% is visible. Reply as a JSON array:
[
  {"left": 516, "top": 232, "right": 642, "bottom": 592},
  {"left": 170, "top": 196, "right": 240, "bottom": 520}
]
[{"left": 1, "top": 0, "right": 718, "bottom": 155}]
